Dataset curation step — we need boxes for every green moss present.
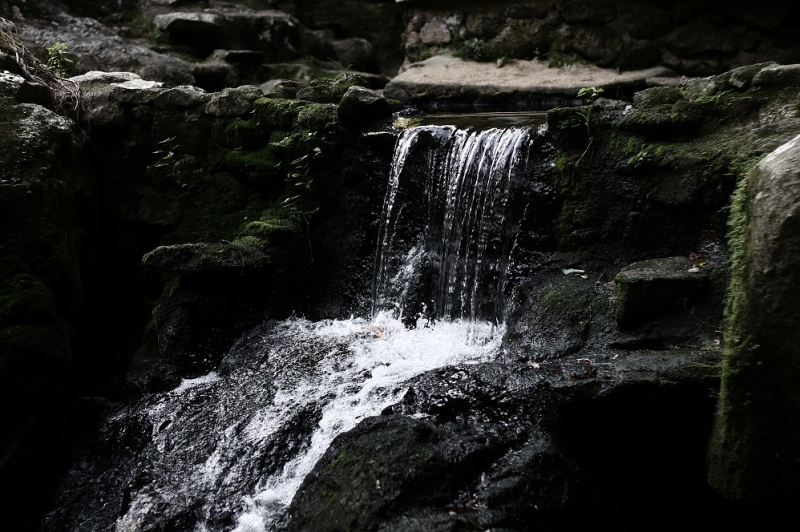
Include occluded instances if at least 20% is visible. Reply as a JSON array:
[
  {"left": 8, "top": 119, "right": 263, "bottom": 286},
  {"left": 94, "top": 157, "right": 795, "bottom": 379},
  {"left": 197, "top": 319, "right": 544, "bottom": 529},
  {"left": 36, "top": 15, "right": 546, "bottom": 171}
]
[
  {"left": 232, "top": 236, "right": 268, "bottom": 249},
  {"left": 226, "top": 146, "right": 280, "bottom": 173},
  {"left": 330, "top": 447, "right": 347, "bottom": 467},
  {"left": 453, "top": 38, "right": 488, "bottom": 61},
  {"left": 553, "top": 153, "right": 568, "bottom": 173},
  {"left": 224, "top": 118, "right": 264, "bottom": 150},
  {"left": 537, "top": 278, "right": 609, "bottom": 328},
  {"left": 297, "top": 103, "right": 338, "bottom": 131},
  {"left": 722, "top": 164, "right": 759, "bottom": 352},
  {"left": 162, "top": 172, "right": 268, "bottom": 244},
  {"left": 253, "top": 97, "right": 305, "bottom": 129}
]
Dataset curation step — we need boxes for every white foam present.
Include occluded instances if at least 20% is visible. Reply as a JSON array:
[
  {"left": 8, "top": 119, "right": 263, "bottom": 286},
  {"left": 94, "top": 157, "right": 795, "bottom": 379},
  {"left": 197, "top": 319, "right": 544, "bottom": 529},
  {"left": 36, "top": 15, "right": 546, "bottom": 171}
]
[{"left": 232, "top": 313, "right": 503, "bottom": 530}]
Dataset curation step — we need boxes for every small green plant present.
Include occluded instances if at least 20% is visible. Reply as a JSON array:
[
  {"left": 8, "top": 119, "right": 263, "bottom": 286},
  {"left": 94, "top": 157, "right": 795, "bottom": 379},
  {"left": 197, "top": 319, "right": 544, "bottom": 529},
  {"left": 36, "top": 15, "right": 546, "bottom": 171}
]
[
  {"left": 328, "top": 57, "right": 353, "bottom": 78},
  {"left": 454, "top": 38, "right": 486, "bottom": 61},
  {"left": 46, "top": 42, "right": 72, "bottom": 78},
  {"left": 281, "top": 131, "right": 326, "bottom": 260},
  {"left": 577, "top": 86, "right": 604, "bottom": 103},
  {"left": 153, "top": 136, "right": 179, "bottom": 169},
  {"left": 572, "top": 86, "right": 605, "bottom": 170}
]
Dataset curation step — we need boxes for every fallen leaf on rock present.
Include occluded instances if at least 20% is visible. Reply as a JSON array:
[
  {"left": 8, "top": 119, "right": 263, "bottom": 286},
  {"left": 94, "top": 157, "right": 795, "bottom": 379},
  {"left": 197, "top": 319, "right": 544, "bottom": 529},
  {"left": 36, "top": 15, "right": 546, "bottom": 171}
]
[
  {"left": 393, "top": 116, "right": 422, "bottom": 129},
  {"left": 561, "top": 268, "right": 585, "bottom": 275},
  {"left": 687, "top": 267, "right": 701, "bottom": 273}
]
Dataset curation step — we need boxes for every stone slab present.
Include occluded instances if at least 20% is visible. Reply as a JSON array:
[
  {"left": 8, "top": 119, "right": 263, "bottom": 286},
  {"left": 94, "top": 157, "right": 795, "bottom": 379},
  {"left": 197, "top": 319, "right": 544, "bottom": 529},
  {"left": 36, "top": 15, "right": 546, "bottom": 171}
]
[{"left": 384, "top": 55, "right": 676, "bottom": 108}]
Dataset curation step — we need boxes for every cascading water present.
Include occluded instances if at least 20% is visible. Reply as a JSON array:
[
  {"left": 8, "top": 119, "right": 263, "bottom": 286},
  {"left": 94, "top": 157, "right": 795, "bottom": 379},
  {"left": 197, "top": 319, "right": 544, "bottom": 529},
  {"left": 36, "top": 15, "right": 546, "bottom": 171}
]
[
  {"left": 372, "top": 126, "right": 531, "bottom": 328},
  {"left": 47, "top": 123, "right": 535, "bottom": 532}
]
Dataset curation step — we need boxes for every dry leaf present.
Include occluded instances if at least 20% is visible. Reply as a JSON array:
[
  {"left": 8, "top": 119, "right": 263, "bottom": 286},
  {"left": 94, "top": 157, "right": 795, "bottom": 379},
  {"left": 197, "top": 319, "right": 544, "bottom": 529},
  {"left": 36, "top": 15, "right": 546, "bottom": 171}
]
[{"left": 687, "top": 267, "right": 701, "bottom": 273}]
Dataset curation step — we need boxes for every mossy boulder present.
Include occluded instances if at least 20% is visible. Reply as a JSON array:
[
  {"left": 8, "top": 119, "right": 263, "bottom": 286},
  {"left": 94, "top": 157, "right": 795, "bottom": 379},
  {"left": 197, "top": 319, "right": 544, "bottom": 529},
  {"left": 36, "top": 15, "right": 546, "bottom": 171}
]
[
  {"left": 708, "top": 134, "right": 800, "bottom": 501},
  {"left": 142, "top": 241, "right": 271, "bottom": 275},
  {"left": 295, "top": 74, "right": 367, "bottom": 104},
  {"left": 287, "top": 415, "right": 508, "bottom": 532}
]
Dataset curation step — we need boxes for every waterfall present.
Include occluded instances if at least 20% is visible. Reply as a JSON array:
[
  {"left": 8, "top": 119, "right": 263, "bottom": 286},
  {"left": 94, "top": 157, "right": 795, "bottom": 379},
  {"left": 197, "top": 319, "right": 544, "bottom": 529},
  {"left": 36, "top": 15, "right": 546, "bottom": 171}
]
[
  {"left": 47, "top": 122, "right": 535, "bottom": 532},
  {"left": 372, "top": 125, "right": 531, "bottom": 327}
]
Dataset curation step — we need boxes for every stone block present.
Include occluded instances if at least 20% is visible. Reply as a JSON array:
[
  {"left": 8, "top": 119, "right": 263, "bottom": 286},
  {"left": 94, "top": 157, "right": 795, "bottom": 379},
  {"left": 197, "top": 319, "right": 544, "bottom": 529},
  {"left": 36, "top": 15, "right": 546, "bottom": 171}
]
[{"left": 615, "top": 256, "right": 709, "bottom": 328}]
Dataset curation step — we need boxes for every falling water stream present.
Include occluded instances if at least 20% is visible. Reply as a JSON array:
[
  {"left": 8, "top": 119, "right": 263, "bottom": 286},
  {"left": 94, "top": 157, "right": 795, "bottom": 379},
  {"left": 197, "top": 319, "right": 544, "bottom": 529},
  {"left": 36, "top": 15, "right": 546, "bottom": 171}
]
[{"left": 52, "top": 123, "right": 536, "bottom": 532}]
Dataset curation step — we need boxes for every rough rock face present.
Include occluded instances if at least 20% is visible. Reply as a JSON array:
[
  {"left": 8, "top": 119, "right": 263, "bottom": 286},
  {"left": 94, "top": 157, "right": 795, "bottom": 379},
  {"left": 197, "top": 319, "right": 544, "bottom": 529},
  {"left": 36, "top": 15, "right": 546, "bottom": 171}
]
[
  {"left": 0, "top": 72, "right": 91, "bottom": 529},
  {"left": 16, "top": 14, "right": 197, "bottom": 86},
  {"left": 6, "top": 1, "right": 392, "bottom": 92},
  {"left": 402, "top": 1, "right": 800, "bottom": 77},
  {"left": 0, "top": 37, "right": 398, "bottom": 522},
  {"left": 54, "top": 70, "right": 393, "bottom": 396},
  {"left": 289, "top": 352, "right": 722, "bottom": 531},
  {"left": 708, "top": 131, "right": 800, "bottom": 501}
]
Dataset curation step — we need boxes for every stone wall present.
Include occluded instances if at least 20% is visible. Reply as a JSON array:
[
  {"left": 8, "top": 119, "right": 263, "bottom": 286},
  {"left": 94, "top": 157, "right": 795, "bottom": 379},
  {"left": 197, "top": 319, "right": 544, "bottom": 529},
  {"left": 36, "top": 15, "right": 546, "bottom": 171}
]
[{"left": 401, "top": 1, "right": 800, "bottom": 75}]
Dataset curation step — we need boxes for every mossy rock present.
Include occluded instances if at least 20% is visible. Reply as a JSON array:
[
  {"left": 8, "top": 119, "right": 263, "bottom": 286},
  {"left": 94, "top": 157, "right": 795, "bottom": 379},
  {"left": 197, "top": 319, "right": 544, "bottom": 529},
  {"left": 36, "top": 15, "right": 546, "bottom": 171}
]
[
  {"left": 253, "top": 97, "right": 306, "bottom": 129},
  {"left": 224, "top": 118, "right": 265, "bottom": 151},
  {"left": 295, "top": 74, "right": 367, "bottom": 104},
  {"left": 142, "top": 240, "right": 271, "bottom": 275},
  {"left": 297, "top": 103, "right": 338, "bottom": 131},
  {"left": 632, "top": 86, "right": 683, "bottom": 109},
  {"left": 614, "top": 257, "right": 709, "bottom": 329},
  {"left": 546, "top": 106, "right": 590, "bottom": 146},
  {"left": 0, "top": 273, "right": 58, "bottom": 328}
]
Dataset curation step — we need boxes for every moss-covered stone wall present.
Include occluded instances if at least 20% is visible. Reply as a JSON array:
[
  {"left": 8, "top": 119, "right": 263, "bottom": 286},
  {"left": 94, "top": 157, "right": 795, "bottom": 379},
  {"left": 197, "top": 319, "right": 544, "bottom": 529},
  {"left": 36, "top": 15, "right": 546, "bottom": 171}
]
[{"left": 402, "top": 1, "right": 800, "bottom": 76}]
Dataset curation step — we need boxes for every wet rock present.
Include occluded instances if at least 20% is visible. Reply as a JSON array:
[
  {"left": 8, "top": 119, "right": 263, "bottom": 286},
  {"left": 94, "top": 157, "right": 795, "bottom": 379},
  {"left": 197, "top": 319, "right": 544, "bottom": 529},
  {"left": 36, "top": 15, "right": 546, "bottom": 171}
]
[
  {"left": 287, "top": 415, "right": 511, "bottom": 532},
  {"left": 615, "top": 257, "right": 709, "bottom": 329},
  {"left": 337, "top": 85, "right": 392, "bottom": 127},
  {"left": 709, "top": 134, "right": 800, "bottom": 501},
  {"left": 292, "top": 347, "right": 722, "bottom": 531}
]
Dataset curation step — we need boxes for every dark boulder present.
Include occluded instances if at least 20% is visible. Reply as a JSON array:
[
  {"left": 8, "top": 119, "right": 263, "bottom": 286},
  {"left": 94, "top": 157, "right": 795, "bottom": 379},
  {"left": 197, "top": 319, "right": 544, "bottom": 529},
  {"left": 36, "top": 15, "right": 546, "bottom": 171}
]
[
  {"left": 709, "top": 133, "right": 800, "bottom": 501},
  {"left": 337, "top": 85, "right": 392, "bottom": 126}
]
